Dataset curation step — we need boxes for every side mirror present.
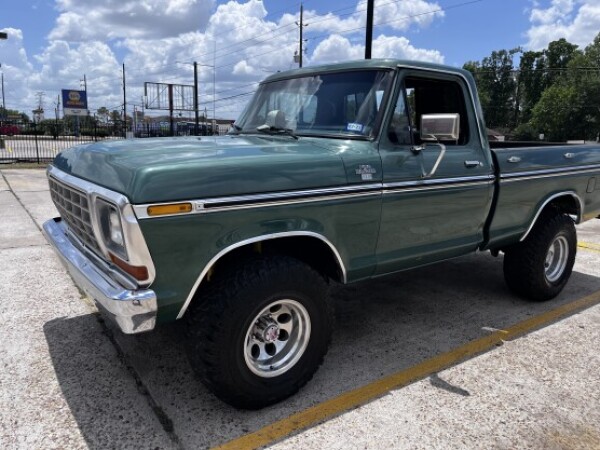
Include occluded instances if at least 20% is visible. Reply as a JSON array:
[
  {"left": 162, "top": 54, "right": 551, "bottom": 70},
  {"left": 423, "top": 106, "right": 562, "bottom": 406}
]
[
  {"left": 420, "top": 113, "right": 460, "bottom": 142},
  {"left": 264, "top": 110, "right": 287, "bottom": 129}
]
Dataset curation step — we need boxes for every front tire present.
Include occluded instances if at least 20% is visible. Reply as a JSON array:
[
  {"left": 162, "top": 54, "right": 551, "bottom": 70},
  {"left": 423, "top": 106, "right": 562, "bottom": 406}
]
[
  {"left": 503, "top": 210, "right": 576, "bottom": 301},
  {"left": 185, "top": 255, "right": 333, "bottom": 409}
]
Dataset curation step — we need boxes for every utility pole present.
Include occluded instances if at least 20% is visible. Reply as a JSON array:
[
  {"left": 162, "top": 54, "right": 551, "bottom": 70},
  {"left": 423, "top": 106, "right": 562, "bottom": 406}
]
[
  {"left": 299, "top": 3, "right": 304, "bottom": 68},
  {"left": 295, "top": 3, "right": 308, "bottom": 68},
  {"left": 365, "top": 0, "right": 374, "bottom": 59},
  {"left": 168, "top": 83, "right": 174, "bottom": 137},
  {"left": 1, "top": 70, "right": 5, "bottom": 112},
  {"left": 80, "top": 74, "right": 88, "bottom": 121},
  {"left": 55, "top": 94, "right": 60, "bottom": 120},
  {"left": 194, "top": 61, "right": 199, "bottom": 136},
  {"left": 213, "top": 40, "right": 216, "bottom": 135},
  {"left": 35, "top": 91, "right": 45, "bottom": 122},
  {"left": 0, "top": 33, "right": 6, "bottom": 114},
  {"left": 122, "top": 63, "right": 127, "bottom": 135}
]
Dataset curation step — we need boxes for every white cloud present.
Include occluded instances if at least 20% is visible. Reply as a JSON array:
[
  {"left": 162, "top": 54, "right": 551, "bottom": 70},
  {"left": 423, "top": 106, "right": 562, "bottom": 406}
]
[
  {"left": 302, "top": 0, "right": 444, "bottom": 35},
  {"left": 4, "top": 0, "right": 447, "bottom": 119},
  {"left": 232, "top": 60, "right": 257, "bottom": 76},
  {"left": 529, "top": 0, "right": 574, "bottom": 24},
  {"left": 310, "top": 34, "right": 444, "bottom": 65},
  {"left": 526, "top": 0, "right": 600, "bottom": 49},
  {"left": 0, "top": 28, "right": 32, "bottom": 70},
  {"left": 49, "top": 0, "right": 215, "bottom": 41},
  {"left": 358, "top": 0, "right": 444, "bottom": 31},
  {"left": 310, "top": 35, "right": 366, "bottom": 62},
  {"left": 0, "top": 29, "right": 36, "bottom": 115}
]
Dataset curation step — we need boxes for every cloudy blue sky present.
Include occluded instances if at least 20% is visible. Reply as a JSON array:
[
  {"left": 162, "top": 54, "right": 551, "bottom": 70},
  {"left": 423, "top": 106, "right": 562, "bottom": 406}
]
[{"left": 1, "top": 0, "right": 600, "bottom": 120}]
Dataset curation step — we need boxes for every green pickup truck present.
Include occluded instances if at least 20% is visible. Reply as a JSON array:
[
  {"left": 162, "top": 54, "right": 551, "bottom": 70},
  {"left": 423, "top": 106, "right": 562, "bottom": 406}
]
[{"left": 43, "top": 59, "right": 600, "bottom": 409}]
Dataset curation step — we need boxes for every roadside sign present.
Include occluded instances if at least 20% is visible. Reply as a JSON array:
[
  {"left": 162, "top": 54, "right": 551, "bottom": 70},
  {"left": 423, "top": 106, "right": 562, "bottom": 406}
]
[{"left": 62, "top": 89, "right": 88, "bottom": 116}]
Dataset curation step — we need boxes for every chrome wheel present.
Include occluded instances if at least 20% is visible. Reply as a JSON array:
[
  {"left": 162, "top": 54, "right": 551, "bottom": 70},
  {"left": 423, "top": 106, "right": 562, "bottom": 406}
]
[
  {"left": 544, "top": 235, "right": 569, "bottom": 283},
  {"left": 244, "top": 299, "right": 311, "bottom": 378}
]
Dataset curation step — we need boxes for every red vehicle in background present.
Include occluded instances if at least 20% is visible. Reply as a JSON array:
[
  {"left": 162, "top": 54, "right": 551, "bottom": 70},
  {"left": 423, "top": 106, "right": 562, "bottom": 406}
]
[{"left": 0, "top": 124, "right": 20, "bottom": 136}]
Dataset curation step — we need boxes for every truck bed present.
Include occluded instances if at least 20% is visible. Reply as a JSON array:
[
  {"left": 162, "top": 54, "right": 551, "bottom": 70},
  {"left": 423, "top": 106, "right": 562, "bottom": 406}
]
[{"left": 486, "top": 142, "right": 600, "bottom": 249}]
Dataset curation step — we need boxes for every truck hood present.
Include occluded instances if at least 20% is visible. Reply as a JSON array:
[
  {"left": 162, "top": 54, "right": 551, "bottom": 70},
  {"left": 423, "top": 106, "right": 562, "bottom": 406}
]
[{"left": 52, "top": 135, "right": 348, "bottom": 204}]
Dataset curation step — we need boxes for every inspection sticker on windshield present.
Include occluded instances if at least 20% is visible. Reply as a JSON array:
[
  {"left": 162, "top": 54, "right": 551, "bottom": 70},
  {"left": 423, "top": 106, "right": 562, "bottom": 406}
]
[{"left": 346, "top": 123, "right": 364, "bottom": 132}]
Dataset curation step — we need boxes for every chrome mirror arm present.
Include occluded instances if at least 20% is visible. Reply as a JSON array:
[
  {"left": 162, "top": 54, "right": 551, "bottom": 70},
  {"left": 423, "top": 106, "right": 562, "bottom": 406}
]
[
  {"left": 411, "top": 142, "right": 447, "bottom": 178},
  {"left": 426, "top": 143, "right": 446, "bottom": 178}
]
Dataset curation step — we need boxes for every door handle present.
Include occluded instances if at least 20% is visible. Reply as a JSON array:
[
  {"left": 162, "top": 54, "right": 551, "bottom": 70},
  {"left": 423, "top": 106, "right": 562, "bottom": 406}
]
[{"left": 464, "top": 160, "right": 482, "bottom": 168}]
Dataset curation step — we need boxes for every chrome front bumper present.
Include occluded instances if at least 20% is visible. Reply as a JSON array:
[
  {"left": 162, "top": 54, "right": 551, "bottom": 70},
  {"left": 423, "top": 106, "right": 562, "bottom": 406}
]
[{"left": 43, "top": 218, "right": 157, "bottom": 334}]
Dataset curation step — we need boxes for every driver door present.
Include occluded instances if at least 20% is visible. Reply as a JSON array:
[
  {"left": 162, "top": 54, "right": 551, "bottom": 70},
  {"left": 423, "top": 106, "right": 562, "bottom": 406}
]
[{"left": 375, "top": 70, "right": 494, "bottom": 275}]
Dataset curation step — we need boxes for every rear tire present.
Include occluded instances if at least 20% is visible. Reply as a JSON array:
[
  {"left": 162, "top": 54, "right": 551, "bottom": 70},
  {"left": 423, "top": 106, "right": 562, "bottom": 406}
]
[
  {"left": 185, "top": 255, "right": 333, "bottom": 409},
  {"left": 503, "top": 210, "right": 576, "bottom": 301}
]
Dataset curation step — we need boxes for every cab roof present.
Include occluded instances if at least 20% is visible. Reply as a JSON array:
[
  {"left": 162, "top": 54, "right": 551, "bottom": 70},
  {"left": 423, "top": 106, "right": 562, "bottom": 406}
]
[{"left": 261, "top": 59, "right": 473, "bottom": 84}]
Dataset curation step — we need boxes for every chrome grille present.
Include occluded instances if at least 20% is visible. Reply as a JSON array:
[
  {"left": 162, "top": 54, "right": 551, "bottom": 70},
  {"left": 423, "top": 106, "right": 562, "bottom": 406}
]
[{"left": 49, "top": 177, "right": 102, "bottom": 254}]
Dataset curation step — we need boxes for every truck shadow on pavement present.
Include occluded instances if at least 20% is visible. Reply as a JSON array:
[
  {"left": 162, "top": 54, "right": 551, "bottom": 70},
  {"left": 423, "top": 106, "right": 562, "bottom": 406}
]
[{"left": 43, "top": 253, "right": 600, "bottom": 449}]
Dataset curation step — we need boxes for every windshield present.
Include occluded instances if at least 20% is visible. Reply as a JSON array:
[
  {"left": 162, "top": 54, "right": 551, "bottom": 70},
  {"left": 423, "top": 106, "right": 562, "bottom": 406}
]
[{"left": 234, "top": 69, "right": 394, "bottom": 138}]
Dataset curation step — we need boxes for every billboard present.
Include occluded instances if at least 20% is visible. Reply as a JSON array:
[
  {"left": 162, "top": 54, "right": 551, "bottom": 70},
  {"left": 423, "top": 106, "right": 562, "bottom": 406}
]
[
  {"left": 62, "top": 89, "right": 88, "bottom": 116},
  {"left": 144, "top": 82, "right": 195, "bottom": 111}
]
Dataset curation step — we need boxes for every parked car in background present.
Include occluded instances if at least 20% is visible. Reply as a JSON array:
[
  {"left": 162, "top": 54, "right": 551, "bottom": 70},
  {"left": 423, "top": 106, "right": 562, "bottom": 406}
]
[{"left": 0, "top": 124, "right": 20, "bottom": 136}]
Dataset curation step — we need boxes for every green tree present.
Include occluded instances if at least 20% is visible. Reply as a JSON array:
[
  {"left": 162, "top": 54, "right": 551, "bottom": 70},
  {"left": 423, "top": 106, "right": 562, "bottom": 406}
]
[
  {"left": 464, "top": 48, "right": 520, "bottom": 130},
  {"left": 110, "top": 110, "right": 121, "bottom": 123},
  {"left": 512, "top": 123, "right": 539, "bottom": 141},
  {"left": 545, "top": 38, "right": 580, "bottom": 85},
  {"left": 530, "top": 33, "right": 600, "bottom": 141},
  {"left": 0, "top": 107, "right": 30, "bottom": 122},
  {"left": 530, "top": 84, "right": 585, "bottom": 141},
  {"left": 573, "top": 34, "right": 600, "bottom": 140},
  {"left": 97, "top": 106, "right": 109, "bottom": 123},
  {"left": 518, "top": 50, "right": 546, "bottom": 123}
]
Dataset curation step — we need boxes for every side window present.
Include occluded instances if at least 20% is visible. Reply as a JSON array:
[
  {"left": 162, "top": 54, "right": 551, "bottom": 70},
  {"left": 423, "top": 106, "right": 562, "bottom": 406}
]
[
  {"left": 388, "top": 88, "right": 412, "bottom": 145},
  {"left": 404, "top": 76, "right": 470, "bottom": 146}
]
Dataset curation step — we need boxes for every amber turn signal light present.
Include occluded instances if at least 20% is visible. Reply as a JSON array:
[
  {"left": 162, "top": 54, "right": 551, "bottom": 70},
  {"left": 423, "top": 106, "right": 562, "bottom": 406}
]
[{"left": 147, "top": 203, "right": 193, "bottom": 216}]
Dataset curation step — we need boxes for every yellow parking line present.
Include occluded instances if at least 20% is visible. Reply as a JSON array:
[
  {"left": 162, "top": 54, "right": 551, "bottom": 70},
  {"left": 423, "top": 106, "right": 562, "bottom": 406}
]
[
  {"left": 214, "top": 290, "right": 600, "bottom": 450},
  {"left": 579, "top": 241, "right": 600, "bottom": 253}
]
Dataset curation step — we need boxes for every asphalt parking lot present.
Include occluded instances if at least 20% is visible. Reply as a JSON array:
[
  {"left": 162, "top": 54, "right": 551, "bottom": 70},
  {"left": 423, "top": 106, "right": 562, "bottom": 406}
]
[{"left": 1, "top": 167, "right": 599, "bottom": 449}]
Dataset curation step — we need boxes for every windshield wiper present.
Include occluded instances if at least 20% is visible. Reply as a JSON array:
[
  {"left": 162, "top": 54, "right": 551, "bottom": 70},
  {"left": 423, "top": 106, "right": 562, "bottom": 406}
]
[{"left": 256, "top": 124, "right": 298, "bottom": 140}]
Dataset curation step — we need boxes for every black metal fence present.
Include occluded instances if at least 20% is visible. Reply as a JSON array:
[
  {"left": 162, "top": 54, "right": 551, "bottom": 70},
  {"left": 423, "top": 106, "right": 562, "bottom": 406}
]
[
  {"left": 0, "top": 120, "right": 126, "bottom": 164},
  {"left": 0, "top": 119, "right": 217, "bottom": 164}
]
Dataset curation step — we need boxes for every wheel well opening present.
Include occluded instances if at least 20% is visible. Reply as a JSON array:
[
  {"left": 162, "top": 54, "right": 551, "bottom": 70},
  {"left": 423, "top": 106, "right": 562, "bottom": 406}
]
[
  {"left": 208, "top": 236, "right": 344, "bottom": 286},
  {"left": 546, "top": 195, "right": 580, "bottom": 222}
]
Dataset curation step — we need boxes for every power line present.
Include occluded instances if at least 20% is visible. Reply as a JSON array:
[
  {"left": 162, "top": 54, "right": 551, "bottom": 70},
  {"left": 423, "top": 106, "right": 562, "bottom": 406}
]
[
  {"left": 179, "top": 0, "right": 365, "bottom": 64},
  {"left": 66, "top": 0, "right": 484, "bottom": 110},
  {"left": 183, "top": 0, "right": 485, "bottom": 68}
]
